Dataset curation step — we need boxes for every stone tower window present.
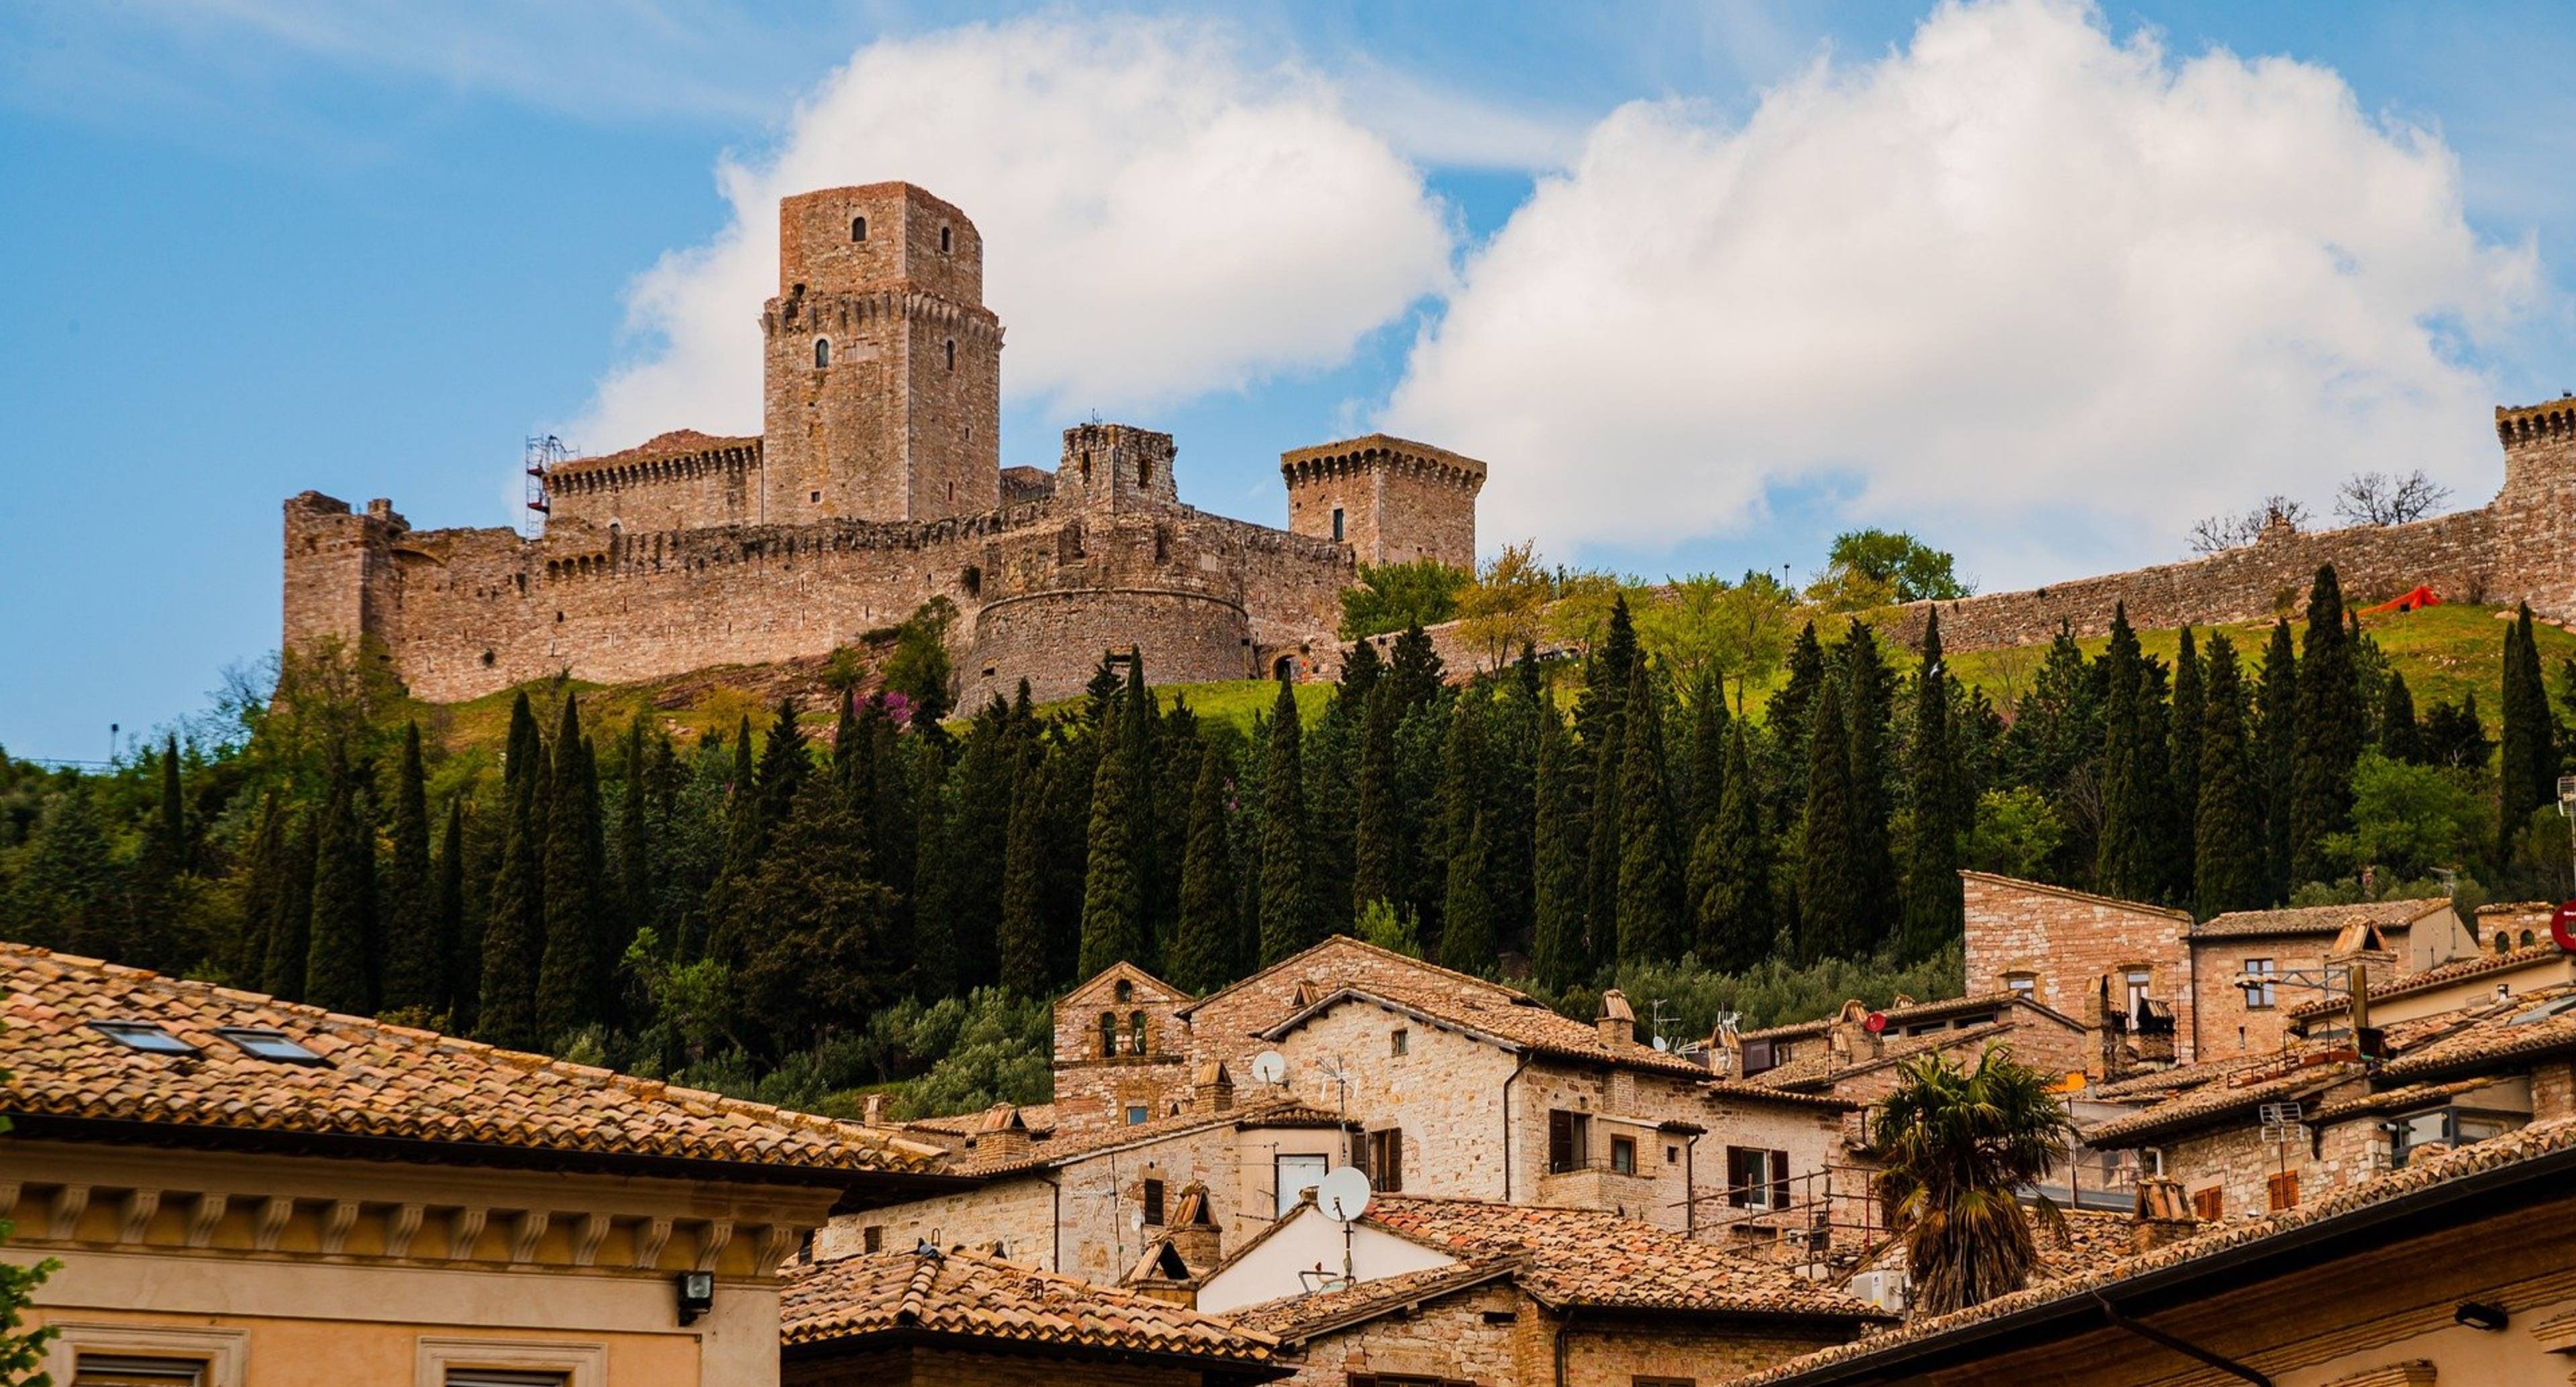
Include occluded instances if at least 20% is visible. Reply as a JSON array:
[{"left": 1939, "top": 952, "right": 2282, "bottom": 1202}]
[
  {"left": 945, "top": 339, "right": 957, "bottom": 372},
  {"left": 851, "top": 215, "right": 867, "bottom": 241},
  {"left": 1138, "top": 455, "right": 1151, "bottom": 487},
  {"left": 941, "top": 225, "right": 953, "bottom": 254},
  {"left": 1128, "top": 1010, "right": 1148, "bottom": 1054},
  {"left": 814, "top": 337, "right": 831, "bottom": 368},
  {"left": 1331, "top": 507, "right": 1346, "bottom": 542},
  {"left": 1098, "top": 1011, "right": 1118, "bottom": 1058}
]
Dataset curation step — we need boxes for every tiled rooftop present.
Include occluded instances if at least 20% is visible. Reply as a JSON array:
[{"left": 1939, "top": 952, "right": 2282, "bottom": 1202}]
[
  {"left": 1269, "top": 980, "right": 1715, "bottom": 1078},
  {"left": 1747, "top": 1021, "right": 2015, "bottom": 1092},
  {"left": 958, "top": 1094, "right": 1348, "bottom": 1177},
  {"left": 782, "top": 1243, "right": 1281, "bottom": 1364},
  {"left": 549, "top": 429, "right": 758, "bottom": 476},
  {"left": 1725, "top": 1113, "right": 2576, "bottom": 1386},
  {"left": 2190, "top": 897, "right": 2449, "bottom": 941},
  {"left": 0, "top": 941, "right": 944, "bottom": 1179},
  {"left": 2284, "top": 942, "right": 2565, "bottom": 1020},
  {"left": 1231, "top": 1259, "right": 1522, "bottom": 1341},
  {"left": 1737, "top": 993, "right": 2027, "bottom": 1044}
]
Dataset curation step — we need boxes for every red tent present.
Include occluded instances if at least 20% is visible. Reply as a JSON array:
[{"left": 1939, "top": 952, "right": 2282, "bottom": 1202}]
[{"left": 2361, "top": 584, "right": 2442, "bottom": 616}]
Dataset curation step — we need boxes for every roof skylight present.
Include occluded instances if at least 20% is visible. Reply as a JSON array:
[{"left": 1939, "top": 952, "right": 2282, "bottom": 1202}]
[
  {"left": 215, "top": 1027, "right": 328, "bottom": 1064},
  {"left": 88, "top": 1020, "right": 201, "bottom": 1056}
]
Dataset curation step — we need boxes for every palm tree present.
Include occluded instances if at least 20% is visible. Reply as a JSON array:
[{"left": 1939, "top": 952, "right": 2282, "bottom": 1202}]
[{"left": 1871, "top": 1044, "right": 2076, "bottom": 1314}]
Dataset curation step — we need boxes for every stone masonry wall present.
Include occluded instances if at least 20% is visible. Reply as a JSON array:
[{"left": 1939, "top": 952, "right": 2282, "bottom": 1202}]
[
  {"left": 1277, "top": 1287, "right": 1854, "bottom": 1387},
  {"left": 1962, "top": 873, "right": 2198, "bottom": 1064}
]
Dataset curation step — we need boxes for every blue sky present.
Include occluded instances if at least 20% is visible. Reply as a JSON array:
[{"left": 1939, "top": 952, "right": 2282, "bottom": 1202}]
[{"left": 3, "top": 0, "right": 2572, "bottom": 761}]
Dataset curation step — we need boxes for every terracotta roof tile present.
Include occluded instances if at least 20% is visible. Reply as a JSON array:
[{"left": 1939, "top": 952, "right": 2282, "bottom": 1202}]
[
  {"left": 1748, "top": 1023, "right": 2015, "bottom": 1092},
  {"left": 1231, "top": 1258, "right": 1523, "bottom": 1341},
  {"left": 0, "top": 942, "right": 944, "bottom": 1178},
  {"left": 2191, "top": 897, "right": 2449, "bottom": 942},
  {"left": 1738, "top": 994, "right": 2025, "bottom": 1044},
  {"left": 2381, "top": 984, "right": 2576, "bottom": 1080},
  {"left": 2286, "top": 943, "right": 2566, "bottom": 1020},
  {"left": 1724, "top": 1112, "right": 2576, "bottom": 1386},
  {"left": 549, "top": 429, "right": 759, "bottom": 476},
  {"left": 958, "top": 1095, "right": 1349, "bottom": 1177},
  {"left": 782, "top": 1244, "right": 1279, "bottom": 1363},
  {"left": 1267, "top": 981, "right": 1714, "bottom": 1078},
  {"left": 1363, "top": 1196, "right": 1891, "bottom": 1321}
]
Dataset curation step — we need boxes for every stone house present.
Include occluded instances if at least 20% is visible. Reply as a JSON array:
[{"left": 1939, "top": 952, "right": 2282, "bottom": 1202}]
[
  {"left": 0, "top": 940, "right": 959, "bottom": 1387},
  {"left": 823, "top": 1091, "right": 1353, "bottom": 1286},
  {"left": 779, "top": 1242, "right": 1289, "bottom": 1387},
  {"left": 1203, "top": 1195, "right": 1890, "bottom": 1386},
  {"left": 1960, "top": 871, "right": 2199, "bottom": 1067},
  {"left": 1725, "top": 1112, "right": 2576, "bottom": 1387},
  {"left": 1053, "top": 961, "right": 1197, "bottom": 1135},
  {"left": 2081, "top": 979, "right": 2576, "bottom": 1223},
  {"left": 2186, "top": 897, "right": 2478, "bottom": 1058},
  {"left": 2286, "top": 936, "right": 2576, "bottom": 1038},
  {"left": 1727, "top": 994, "right": 2093, "bottom": 1101}
]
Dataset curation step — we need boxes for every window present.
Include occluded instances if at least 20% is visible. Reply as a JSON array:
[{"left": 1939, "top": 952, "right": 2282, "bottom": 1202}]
[
  {"left": 1138, "top": 455, "right": 1151, "bottom": 487},
  {"left": 1125, "top": 1104, "right": 1149, "bottom": 1127},
  {"left": 2006, "top": 973, "right": 2037, "bottom": 1001},
  {"left": 1390, "top": 1028, "right": 1408, "bottom": 1056},
  {"left": 810, "top": 490, "right": 822, "bottom": 503},
  {"left": 447, "top": 1374, "right": 570, "bottom": 1387},
  {"left": 851, "top": 215, "right": 867, "bottom": 241},
  {"left": 941, "top": 225, "right": 953, "bottom": 253},
  {"left": 1726, "top": 1147, "right": 1790, "bottom": 1209},
  {"left": 1114, "top": 978, "right": 1134, "bottom": 1002},
  {"left": 2125, "top": 970, "right": 2153, "bottom": 1021},
  {"left": 1610, "top": 1135, "right": 1638, "bottom": 1175},
  {"left": 87, "top": 1021, "right": 199, "bottom": 1056},
  {"left": 2266, "top": 1170, "right": 2299, "bottom": 1211},
  {"left": 1142, "top": 1178, "right": 1166, "bottom": 1227},
  {"left": 1330, "top": 506, "right": 1345, "bottom": 542},
  {"left": 1277, "top": 1152, "right": 1329, "bottom": 1214},
  {"left": 1635, "top": 1378, "right": 1697, "bottom": 1387},
  {"left": 1128, "top": 1009, "right": 1148, "bottom": 1054},
  {"left": 2392, "top": 1107, "right": 2526, "bottom": 1167},
  {"left": 2191, "top": 1186, "right": 2223, "bottom": 1220},
  {"left": 215, "top": 1028, "right": 325, "bottom": 1064},
  {"left": 1739, "top": 1038, "right": 1778, "bottom": 1077},
  {"left": 1547, "top": 1110, "right": 1591, "bottom": 1174},
  {"left": 1099, "top": 1011, "right": 1118, "bottom": 1058},
  {"left": 945, "top": 339, "right": 956, "bottom": 372},
  {"left": 863, "top": 1225, "right": 883, "bottom": 1253},
  {"left": 814, "top": 337, "right": 831, "bottom": 368},
  {"left": 2243, "top": 959, "right": 2277, "bottom": 1010},
  {"left": 1365, "top": 1128, "right": 1405, "bottom": 1192},
  {"left": 72, "top": 1356, "right": 205, "bottom": 1386}
]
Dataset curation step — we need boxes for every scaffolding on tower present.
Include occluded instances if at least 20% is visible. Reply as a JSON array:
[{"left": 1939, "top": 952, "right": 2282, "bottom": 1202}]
[{"left": 523, "top": 435, "right": 575, "bottom": 537}]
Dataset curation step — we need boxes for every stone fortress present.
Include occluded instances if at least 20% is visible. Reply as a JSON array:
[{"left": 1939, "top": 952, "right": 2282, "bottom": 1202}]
[{"left": 283, "top": 182, "right": 1488, "bottom": 707}]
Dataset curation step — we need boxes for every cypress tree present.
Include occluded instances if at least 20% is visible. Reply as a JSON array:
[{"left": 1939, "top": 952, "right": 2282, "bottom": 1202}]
[
  {"left": 2500, "top": 604, "right": 2559, "bottom": 857},
  {"left": 755, "top": 698, "right": 810, "bottom": 832},
  {"left": 303, "top": 743, "right": 375, "bottom": 1015},
  {"left": 1077, "top": 684, "right": 1148, "bottom": 979},
  {"left": 148, "top": 732, "right": 189, "bottom": 878},
  {"left": 1425, "top": 691, "right": 1491, "bottom": 944},
  {"left": 1487, "top": 665, "right": 1543, "bottom": 952},
  {"left": 263, "top": 807, "right": 315, "bottom": 1000},
  {"left": 736, "top": 776, "right": 900, "bottom": 1056},
  {"left": 1692, "top": 723, "right": 1774, "bottom": 970},
  {"left": 2379, "top": 671, "right": 2424, "bottom": 765},
  {"left": 235, "top": 791, "right": 286, "bottom": 987},
  {"left": 2194, "top": 633, "right": 2265, "bottom": 918},
  {"left": 1172, "top": 744, "right": 1238, "bottom": 993},
  {"left": 1768, "top": 622, "right": 1828, "bottom": 807},
  {"left": 478, "top": 696, "right": 545, "bottom": 1048},
  {"left": 381, "top": 721, "right": 440, "bottom": 1013},
  {"left": 1352, "top": 683, "right": 1405, "bottom": 914},
  {"left": 912, "top": 758, "right": 959, "bottom": 999},
  {"left": 616, "top": 718, "right": 656, "bottom": 960},
  {"left": 1841, "top": 623, "right": 1898, "bottom": 936},
  {"left": 1615, "top": 663, "right": 1684, "bottom": 965},
  {"left": 2256, "top": 620, "right": 2299, "bottom": 903},
  {"left": 997, "top": 752, "right": 1053, "bottom": 997},
  {"left": 1257, "top": 677, "right": 1318, "bottom": 964},
  {"left": 433, "top": 796, "right": 467, "bottom": 1021},
  {"left": 1385, "top": 623, "right": 1447, "bottom": 716},
  {"left": 2135, "top": 659, "right": 2184, "bottom": 900},
  {"left": 1901, "top": 610, "right": 1964, "bottom": 957},
  {"left": 1439, "top": 808, "right": 1497, "bottom": 972},
  {"left": 1685, "top": 671, "right": 1731, "bottom": 843},
  {"left": 1531, "top": 701, "right": 1591, "bottom": 991},
  {"left": 1160, "top": 699, "right": 1211, "bottom": 962},
  {"left": 2168, "top": 627, "right": 2204, "bottom": 893},
  {"left": 2290, "top": 567, "right": 2362, "bottom": 883},
  {"left": 949, "top": 700, "right": 1019, "bottom": 989},
  {"left": 1798, "top": 678, "right": 1862, "bottom": 960},
  {"left": 2096, "top": 605, "right": 2151, "bottom": 897},
  {"left": 538, "top": 698, "right": 606, "bottom": 1028},
  {"left": 1339, "top": 637, "right": 1385, "bottom": 705}
]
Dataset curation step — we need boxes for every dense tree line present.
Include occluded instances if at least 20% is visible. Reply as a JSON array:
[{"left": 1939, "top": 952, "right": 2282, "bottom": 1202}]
[{"left": 5, "top": 565, "right": 2573, "bottom": 1107}]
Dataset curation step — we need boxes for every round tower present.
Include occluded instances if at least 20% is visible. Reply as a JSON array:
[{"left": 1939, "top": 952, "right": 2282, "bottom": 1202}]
[{"left": 761, "top": 184, "right": 1002, "bottom": 523}]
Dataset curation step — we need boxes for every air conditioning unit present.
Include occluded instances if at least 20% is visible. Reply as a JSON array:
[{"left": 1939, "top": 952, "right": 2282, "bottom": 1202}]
[{"left": 1847, "top": 1269, "right": 1911, "bottom": 1313}]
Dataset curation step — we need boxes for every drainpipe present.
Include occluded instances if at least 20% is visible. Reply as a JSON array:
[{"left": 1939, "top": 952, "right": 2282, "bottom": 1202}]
[
  {"left": 1552, "top": 1305, "right": 1580, "bottom": 1387},
  {"left": 1501, "top": 1050, "right": 1534, "bottom": 1202},
  {"left": 2091, "top": 1292, "right": 2271, "bottom": 1386},
  {"left": 1049, "top": 1174, "right": 1063, "bottom": 1272}
]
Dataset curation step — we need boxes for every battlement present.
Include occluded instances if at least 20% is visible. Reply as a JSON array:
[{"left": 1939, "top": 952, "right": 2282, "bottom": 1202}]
[
  {"left": 2499, "top": 394, "right": 2576, "bottom": 502},
  {"left": 1281, "top": 433, "right": 1487, "bottom": 570},
  {"left": 1055, "top": 422, "right": 1178, "bottom": 512},
  {"left": 777, "top": 182, "right": 984, "bottom": 305}
]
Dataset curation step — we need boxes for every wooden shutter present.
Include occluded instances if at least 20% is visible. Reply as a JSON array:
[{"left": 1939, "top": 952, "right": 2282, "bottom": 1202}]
[
  {"left": 2192, "top": 1186, "right": 2224, "bottom": 1220},
  {"left": 2266, "top": 1170, "right": 2298, "bottom": 1211},
  {"left": 1768, "top": 1150, "right": 1792, "bottom": 1210}
]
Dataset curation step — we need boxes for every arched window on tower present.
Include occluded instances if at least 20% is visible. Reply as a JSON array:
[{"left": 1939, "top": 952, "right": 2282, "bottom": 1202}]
[
  {"left": 1099, "top": 1011, "right": 1118, "bottom": 1058},
  {"left": 851, "top": 215, "right": 867, "bottom": 241},
  {"left": 941, "top": 225, "right": 953, "bottom": 254},
  {"left": 945, "top": 339, "right": 957, "bottom": 372},
  {"left": 814, "top": 338, "right": 831, "bottom": 368},
  {"left": 1128, "top": 1011, "right": 1148, "bottom": 1055},
  {"left": 1138, "top": 455, "right": 1151, "bottom": 487}
]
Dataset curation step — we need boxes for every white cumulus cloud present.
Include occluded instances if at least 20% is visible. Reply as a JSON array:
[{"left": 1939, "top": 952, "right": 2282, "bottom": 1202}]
[
  {"left": 1381, "top": 0, "right": 2542, "bottom": 584},
  {"left": 578, "top": 14, "right": 1456, "bottom": 450}
]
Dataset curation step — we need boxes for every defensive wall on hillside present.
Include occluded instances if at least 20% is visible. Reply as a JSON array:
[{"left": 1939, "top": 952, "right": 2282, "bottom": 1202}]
[{"left": 282, "top": 182, "right": 1485, "bottom": 706}]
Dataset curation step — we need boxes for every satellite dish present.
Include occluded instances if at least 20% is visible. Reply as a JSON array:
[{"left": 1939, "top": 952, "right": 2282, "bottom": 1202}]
[
  {"left": 1317, "top": 1166, "right": 1373, "bottom": 1222},
  {"left": 1250, "top": 1050, "right": 1289, "bottom": 1085},
  {"left": 1651, "top": 1035, "right": 1671, "bottom": 1052}
]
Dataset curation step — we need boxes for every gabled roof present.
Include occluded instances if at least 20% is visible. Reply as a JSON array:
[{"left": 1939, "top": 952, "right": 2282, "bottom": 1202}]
[
  {"left": 2381, "top": 983, "right": 2576, "bottom": 1081},
  {"left": 781, "top": 1244, "right": 1283, "bottom": 1370},
  {"left": 1060, "top": 959, "right": 1191, "bottom": 1008},
  {"left": 1748, "top": 1022, "right": 2017, "bottom": 1093},
  {"left": 2191, "top": 897, "right": 2451, "bottom": 942},
  {"left": 2285, "top": 942, "right": 2565, "bottom": 1021},
  {"left": 905, "top": 1102, "right": 1059, "bottom": 1138},
  {"left": 1724, "top": 1113, "right": 2576, "bottom": 1386},
  {"left": 1362, "top": 1196, "right": 1891, "bottom": 1323},
  {"left": 1258, "top": 981, "right": 1714, "bottom": 1078},
  {"left": 1957, "top": 871, "right": 2194, "bottom": 924},
  {"left": 959, "top": 1095, "right": 1350, "bottom": 1178},
  {"left": 0, "top": 942, "right": 947, "bottom": 1184},
  {"left": 1175, "top": 934, "right": 1523, "bottom": 1023},
  {"left": 1737, "top": 993, "right": 2023, "bottom": 1044},
  {"left": 1232, "top": 1258, "right": 1525, "bottom": 1341}
]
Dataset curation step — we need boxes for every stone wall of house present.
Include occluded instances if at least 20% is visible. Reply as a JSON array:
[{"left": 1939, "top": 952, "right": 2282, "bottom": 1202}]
[
  {"left": 2157, "top": 1093, "right": 2384, "bottom": 1224},
  {"left": 816, "top": 1174, "right": 1058, "bottom": 1269},
  {"left": 2190, "top": 934, "right": 2337, "bottom": 1060},
  {"left": 786, "top": 1344, "right": 1203, "bottom": 1387},
  {"left": 1053, "top": 967, "right": 1198, "bottom": 1135},
  {"left": 1962, "top": 873, "right": 2199, "bottom": 1064},
  {"left": 1271, "top": 1000, "right": 1525, "bottom": 1203},
  {"left": 1272, "top": 1284, "right": 1527, "bottom": 1387},
  {"left": 1275, "top": 1285, "right": 1855, "bottom": 1387}
]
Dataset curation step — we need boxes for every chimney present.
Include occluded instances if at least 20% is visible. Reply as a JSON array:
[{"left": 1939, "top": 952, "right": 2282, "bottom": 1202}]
[
  {"left": 972, "top": 1103, "right": 1030, "bottom": 1160},
  {"left": 2088, "top": 974, "right": 2125, "bottom": 1079},
  {"left": 2131, "top": 1176, "right": 2198, "bottom": 1253},
  {"left": 1599, "top": 990, "right": 1638, "bottom": 1048},
  {"left": 863, "top": 1093, "right": 888, "bottom": 1127},
  {"left": 1829, "top": 1000, "right": 1878, "bottom": 1061},
  {"left": 1190, "top": 1061, "right": 1234, "bottom": 1115},
  {"left": 1165, "top": 1183, "right": 1221, "bottom": 1270}
]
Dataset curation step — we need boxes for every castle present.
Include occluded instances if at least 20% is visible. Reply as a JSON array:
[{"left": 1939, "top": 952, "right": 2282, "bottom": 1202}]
[{"left": 283, "top": 182, "right": 1487, "bottom": 706}]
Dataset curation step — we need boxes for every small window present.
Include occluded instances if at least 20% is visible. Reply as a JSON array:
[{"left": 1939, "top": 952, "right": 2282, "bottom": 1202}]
[
  {"left": 72, "top": 1354, "right": 207, "bottom": 1386},
  {"left": 945, "top": 339, "right": 956, "bottom": 372},
  {"left": 89, "top": 1021, "right": 199, "bottom": 1056},
  {"left": 2243, "top": 958, "right": 2277, "bottom": 1010},
  {"left": 1115, "top": 979, "right": 1134, "bottom": 1003},
  {"left": 1390, "top": 1028, "right": 1409, "bottom": 1056},
  {"left": 814, "top": 337, "right": 831, "bottom": 368},
  {"left": 446, "top": 1374, "right": 569, "bottom": 1387},
  {"left": 1142, "top": 1177, "right": 1166, "bottom": 1226},
  {"left": 215, "top": 1028, "right": 326, "bottom": 1065},
  {"left": 1138, "top": 455, "right": 1150, "bottom": 487},
  {"left": 940, "top": 225, "right": 953, "bottom": 253},
  {"left": 1726, "top": 1146, "right": 1790, "bottom": 1209},
  {"left": 1125, "top": 1105, "right": 1149, "bottom": 1127},
  {"left": 1664, "top": 1144, "right": 1680, "bottom": 1164},
  {"left": 1276, "top": 1152, "right": 1329, "bottom": 1214},
  {"left": 1128, "top": 1010, "right": 1149, "bottom": 1054},
  {"left": 1739, "top": 1038, "right": 1776, "bottom": 1077},
  {"left": 851, "top": 215, "right": 867, "bottom": 241},
  {"left": 1547, "top": 1110, "right": 1591, "bottom": 1174},
  {"left": 1099, "top": 1011, "right": 1118, "bottom": 1058},
  {"left": 863, "top": 1225, "right": 883, "bottom": 1254},
  {"left": 1330, "top": 506, "right": 1345, "bottom": 542},
  {"left": 1610, "top": 1135, "right": 1637, "bottom": 1175},
  {"left": 1364, "top": 1127, "right": 1405, "bottom": 1192},
  {"left": 2006, "top": 973, "right": 2037, "bottom": 1000},
  {"left": 2191, "top": 1186, "right": 2223, "bottom": 1220},
  {"left": 2125, "top": 970, "right": 2153, "bottom": 1020}
]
